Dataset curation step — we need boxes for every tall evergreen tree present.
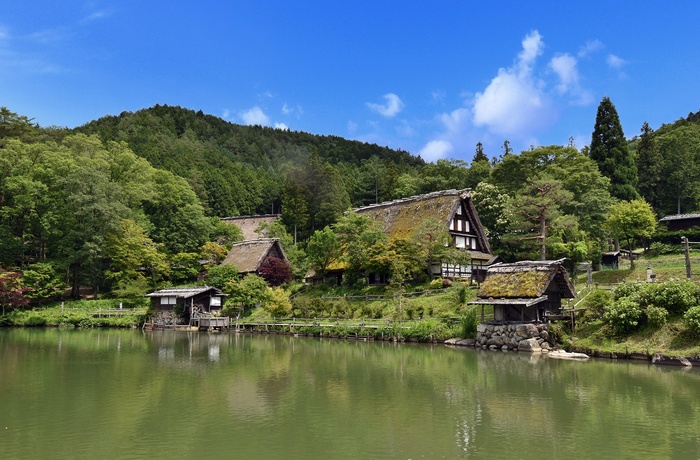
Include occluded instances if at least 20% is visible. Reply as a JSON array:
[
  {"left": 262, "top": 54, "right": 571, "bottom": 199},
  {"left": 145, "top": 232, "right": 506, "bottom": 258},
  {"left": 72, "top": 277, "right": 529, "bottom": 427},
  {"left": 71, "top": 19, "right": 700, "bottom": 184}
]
[
  {"left": 635, "top": 121, "right": 662, "bottom": 210},
  {"left": 589, "top": 97, "right": 639, "bottom": 201},
  {"left": 473, "top": 142, "right": 489, "bottom": 163}
]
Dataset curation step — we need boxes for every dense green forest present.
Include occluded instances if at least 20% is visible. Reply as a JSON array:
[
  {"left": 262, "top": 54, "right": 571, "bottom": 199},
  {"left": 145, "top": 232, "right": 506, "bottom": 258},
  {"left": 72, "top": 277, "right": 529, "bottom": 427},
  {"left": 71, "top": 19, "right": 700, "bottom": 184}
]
[{"left": 1, "top": 100, "right": 700, "bottom": 307}]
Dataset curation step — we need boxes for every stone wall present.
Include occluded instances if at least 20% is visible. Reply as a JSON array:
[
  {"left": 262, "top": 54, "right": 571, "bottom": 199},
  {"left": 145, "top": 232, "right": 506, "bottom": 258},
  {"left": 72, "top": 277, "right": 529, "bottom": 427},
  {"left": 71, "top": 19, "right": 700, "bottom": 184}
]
[{"left": 475, "top": 323, "right": 553, "bottom": 352}]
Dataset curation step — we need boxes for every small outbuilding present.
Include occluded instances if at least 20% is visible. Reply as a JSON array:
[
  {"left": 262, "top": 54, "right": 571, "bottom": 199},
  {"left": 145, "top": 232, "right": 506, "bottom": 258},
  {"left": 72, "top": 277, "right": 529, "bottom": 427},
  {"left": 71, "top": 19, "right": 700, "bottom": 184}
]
[
  {"left": 659, "top": 213, "right": 700, "bottom": 232},
  {"left": 468, "top": 259, "right": 576, "bottom": 323},
  {"left": 146, "top": 286, "right": 226, "bottom": 324},
  {"left": 221, "top": 238, "right": 288, "bottom": 276},
  {"left": 601, "top": 251, "right": 621, "bottom": 270}
]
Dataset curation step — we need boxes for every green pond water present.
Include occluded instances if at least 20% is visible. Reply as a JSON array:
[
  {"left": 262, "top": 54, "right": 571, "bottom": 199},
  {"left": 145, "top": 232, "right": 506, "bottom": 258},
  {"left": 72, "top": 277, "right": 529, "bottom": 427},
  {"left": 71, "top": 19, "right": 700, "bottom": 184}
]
[{"left": 1, "top": 328, "right": 699, "bottom": 459}]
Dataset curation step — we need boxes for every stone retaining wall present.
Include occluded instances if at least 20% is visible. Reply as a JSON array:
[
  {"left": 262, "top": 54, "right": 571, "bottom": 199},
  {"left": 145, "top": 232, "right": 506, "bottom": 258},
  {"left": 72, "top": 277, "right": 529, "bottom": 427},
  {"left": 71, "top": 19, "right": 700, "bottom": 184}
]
[{"left": 474, "top": 323, "right": 554, "bottom": 352}]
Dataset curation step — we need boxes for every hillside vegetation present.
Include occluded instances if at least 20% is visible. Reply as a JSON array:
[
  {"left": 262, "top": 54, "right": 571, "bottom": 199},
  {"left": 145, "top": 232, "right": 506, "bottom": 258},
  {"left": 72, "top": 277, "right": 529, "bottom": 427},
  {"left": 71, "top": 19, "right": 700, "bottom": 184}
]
[{"left": 1, "top": 100, "right": 700, "bottom": 341}]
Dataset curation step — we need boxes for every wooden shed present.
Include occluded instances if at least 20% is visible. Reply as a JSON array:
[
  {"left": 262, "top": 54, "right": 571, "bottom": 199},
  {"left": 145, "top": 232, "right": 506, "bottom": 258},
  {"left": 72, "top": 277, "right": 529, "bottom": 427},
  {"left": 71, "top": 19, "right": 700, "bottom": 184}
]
[
  {"left": 659, "top": 214, "right": 700, "bottom": 232},
  {"left": 146, "top": 286, "right": 225, "bottom": 324},
  {"left": 469, "top": 259, "right": 576, "bottom": 323}
]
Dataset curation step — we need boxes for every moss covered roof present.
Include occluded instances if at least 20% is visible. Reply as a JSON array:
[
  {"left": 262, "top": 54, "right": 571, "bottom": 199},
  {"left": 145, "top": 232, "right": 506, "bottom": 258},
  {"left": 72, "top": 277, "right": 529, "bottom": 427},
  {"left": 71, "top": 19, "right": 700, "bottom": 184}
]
[
  {"left": 222, "top": 238, "right": 286, "bottom": 273},
  {"left": 354, "top": 189, "right": 490, "bottom": 254},
  {"left": 476, "top": 259, "right": 576, "bottom": 299}
]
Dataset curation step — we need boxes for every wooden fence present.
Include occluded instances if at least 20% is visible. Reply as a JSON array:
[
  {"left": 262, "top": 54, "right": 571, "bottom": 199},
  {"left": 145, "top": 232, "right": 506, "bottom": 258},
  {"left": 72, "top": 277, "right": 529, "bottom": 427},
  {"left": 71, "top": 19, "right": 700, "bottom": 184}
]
[{"left": 320, "top": 287, "right": 451, "bottom": 302}]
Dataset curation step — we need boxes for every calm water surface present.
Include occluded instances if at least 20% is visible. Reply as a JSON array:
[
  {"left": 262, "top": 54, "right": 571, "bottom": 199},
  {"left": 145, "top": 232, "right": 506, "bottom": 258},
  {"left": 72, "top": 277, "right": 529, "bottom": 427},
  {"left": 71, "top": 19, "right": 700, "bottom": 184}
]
[{"left": 1, "top": 328, "right": 700, "bottom": 459}]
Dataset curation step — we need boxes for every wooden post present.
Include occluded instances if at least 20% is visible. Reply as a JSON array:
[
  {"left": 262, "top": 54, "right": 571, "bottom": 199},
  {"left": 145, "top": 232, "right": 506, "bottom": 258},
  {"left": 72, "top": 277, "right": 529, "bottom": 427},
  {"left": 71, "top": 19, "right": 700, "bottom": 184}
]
[{"left": 683, "top": 236, "right": 692, "bottom": 280}]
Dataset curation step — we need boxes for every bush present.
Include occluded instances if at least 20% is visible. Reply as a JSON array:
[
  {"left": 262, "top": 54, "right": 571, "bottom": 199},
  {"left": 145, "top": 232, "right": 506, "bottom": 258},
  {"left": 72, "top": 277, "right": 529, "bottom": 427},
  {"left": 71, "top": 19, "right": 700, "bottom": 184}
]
[
  {"left": 612, "top": 282, "right": 644, "bottom": 301},
  {"left": 645, "top": 306, "right": 669, "bottom": 328},
  {"left": 684, "top": 306, "right": 700, "bottom": 336},
  {"left": 647, "top": 242, "right": 682, "bottom": 256},
  {"left": 603, "top": 298, "right": 643, "bottom": 336},
  {"left": 636, "top": 281, "right": 700, "bottom": 316},
  {"left": 460, "top": 310, "right": 478, "bottom": 339},
  {"left": 579, "top": 289, "right": 612, "bottom": 320},
  {"left": 26, "top": 315, "right": 47, "bottom": 327},
  {"left": 429, "top": 278, "right": 445, "bottom": 290}
]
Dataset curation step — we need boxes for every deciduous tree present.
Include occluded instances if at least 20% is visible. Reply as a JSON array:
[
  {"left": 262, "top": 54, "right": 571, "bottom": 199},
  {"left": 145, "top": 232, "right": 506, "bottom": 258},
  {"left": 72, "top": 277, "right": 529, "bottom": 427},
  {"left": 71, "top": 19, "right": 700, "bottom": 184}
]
[{"left": 605, "top": 199, "right": 657, "bottom": 269}]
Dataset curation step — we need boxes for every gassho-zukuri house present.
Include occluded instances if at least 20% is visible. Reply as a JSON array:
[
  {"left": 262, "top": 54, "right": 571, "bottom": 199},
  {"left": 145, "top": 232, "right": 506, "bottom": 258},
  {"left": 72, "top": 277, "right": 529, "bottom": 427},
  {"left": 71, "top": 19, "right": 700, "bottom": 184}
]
[
  {"left": 468, "top": 259, "right": 576, "bottom": 323},
  {"left": 307, "top": 189, "right": 497, "bottom": 285},
  {"left": 355, "top": 188, "right": 496, "bottom": 279}
]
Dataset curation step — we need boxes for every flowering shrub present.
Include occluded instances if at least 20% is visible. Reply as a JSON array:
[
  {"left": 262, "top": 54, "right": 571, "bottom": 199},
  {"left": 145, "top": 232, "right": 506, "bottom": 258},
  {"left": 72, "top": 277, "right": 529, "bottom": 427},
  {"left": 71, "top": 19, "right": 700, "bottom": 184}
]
[
  {"left": 684, "top": 306, "right": 700, "bottom": 336},
  {"left": 645, "top": 306, "right": 669, "bottom": 328}
]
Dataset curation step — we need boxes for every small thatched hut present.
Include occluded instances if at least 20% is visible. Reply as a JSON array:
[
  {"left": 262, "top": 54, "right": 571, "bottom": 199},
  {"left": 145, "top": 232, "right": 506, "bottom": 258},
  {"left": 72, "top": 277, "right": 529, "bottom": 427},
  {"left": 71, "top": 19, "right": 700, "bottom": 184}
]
[
  {"left": 469, "top": 259, "right": 576, "bottom": 323},
  {"left": 221, "top": 238, "right": 287, "bottom": 275}
]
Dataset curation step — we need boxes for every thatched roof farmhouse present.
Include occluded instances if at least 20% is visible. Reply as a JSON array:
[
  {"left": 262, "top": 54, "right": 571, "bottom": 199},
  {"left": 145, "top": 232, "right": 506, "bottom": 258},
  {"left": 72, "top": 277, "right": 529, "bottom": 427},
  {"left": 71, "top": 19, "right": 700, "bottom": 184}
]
[{"left": 355, "top": 189, "right": 495, "bottom": 279}]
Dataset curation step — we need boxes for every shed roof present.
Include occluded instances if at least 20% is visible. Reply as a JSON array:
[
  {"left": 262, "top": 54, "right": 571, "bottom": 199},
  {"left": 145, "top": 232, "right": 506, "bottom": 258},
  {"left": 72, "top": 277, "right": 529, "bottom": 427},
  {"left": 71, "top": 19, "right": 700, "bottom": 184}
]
[
  {"left": 222, "top": 238, "right": 287, "bottom": 273},
  {"left": 659, "top": 213, "right": 700, "bottom": 222},
  {"left": 146, "top": 286, "right": 223, "bottom": 299},
  {"left": 475, "top": 259, "right": 575, "bottom": 299}
]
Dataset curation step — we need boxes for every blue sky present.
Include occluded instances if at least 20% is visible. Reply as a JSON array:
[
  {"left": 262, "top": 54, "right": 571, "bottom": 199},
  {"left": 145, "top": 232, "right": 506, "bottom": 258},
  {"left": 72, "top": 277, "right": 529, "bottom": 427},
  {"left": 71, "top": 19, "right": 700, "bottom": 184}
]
[{"left": 2, "top": 1, "right": 700, "bottom": 162}]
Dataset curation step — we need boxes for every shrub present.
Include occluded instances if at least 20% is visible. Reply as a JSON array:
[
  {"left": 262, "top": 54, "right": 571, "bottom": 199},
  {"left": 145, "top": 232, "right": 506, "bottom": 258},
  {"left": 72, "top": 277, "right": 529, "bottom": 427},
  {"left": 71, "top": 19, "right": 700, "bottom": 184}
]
[
  {"left": 603, "top": 298, "right": 643, "bottom": 336},
  {"left": 460, "top": 310, "right": 478, "bottom": 339},
  {"left": 647, "top": 242, "right": 682, "bottom": 256},
  {"left": 26, "top": 315, "right": 47, "bottom": 327},
  {"left": 429, "top": 278, "right": 444, "bottom": 290},
  {"left": 635, "top": 281, "right": 700, "bottom": 316},
  {"left": 684, "top": 306, "right": 700, "bottom": 336},
  {"left": 579, "top": 289, "right": 612, "bottom": 320},
  {"left": 645, "top": 306, "right": 669, "bottom": 328},
  {"left": 612, "top": 282, "right": 644, "bottom": 301}
]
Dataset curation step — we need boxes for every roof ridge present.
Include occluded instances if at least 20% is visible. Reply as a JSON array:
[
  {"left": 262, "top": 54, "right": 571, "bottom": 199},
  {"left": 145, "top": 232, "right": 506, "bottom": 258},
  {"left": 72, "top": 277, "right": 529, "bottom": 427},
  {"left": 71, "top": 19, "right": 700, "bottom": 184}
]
[{"left": 354, "top": 188, "right": 470, "bottom": 212}]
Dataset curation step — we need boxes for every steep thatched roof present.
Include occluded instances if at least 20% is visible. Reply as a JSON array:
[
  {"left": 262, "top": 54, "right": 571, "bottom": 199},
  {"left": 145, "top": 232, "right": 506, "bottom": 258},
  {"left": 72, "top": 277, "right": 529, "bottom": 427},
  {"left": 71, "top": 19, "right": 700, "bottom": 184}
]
[
  {"left": 222, "top": 238, "right": 287, "bottom": 273},
  {"left": 354, "top": 189, "right": 491, "bottom": 253},
  {"left": 475, "top": 259, "right": 575, "bottom": 299},
  {"left": 220, "top": 214, "right": 280, "bottom": 240}
]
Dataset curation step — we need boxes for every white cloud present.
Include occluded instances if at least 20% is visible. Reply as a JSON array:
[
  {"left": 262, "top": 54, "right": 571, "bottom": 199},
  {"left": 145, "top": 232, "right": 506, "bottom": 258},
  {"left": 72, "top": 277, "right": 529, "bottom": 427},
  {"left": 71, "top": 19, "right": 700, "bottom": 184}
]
[
  {"left": 472, "top": 30, "right": 557, "bottom": 137},
  {"left": 607, "top": 54, "right": 628, "bottom": 78},
  {"left": 517, "top": 30, "right": 544, "bottom": 76},
  {"left": 240, "top": 106, "right": 269, "bottom": 126},
  {"left": 419, "top": 140, "right": 453, "bottom": 162},
  {"left": 281, "top": 103, "right": 304, "bottom": 118},
  {"left": 366, "top": 93, "right": 404, "bottom": 118},
  {"left": 550, "top": 53, "right": 578, "bottom": 94},
  {"left": 473, "top": 68, "right": 552, "bottom": 135},
  {"left": 549, "top": 53, "right": 594, "bottom": 106},
  {"left": 274, "top": 122, "right": 289, "bottom": 131},
  {"left": 578, "top": 40, "right": 603, "bottom": 58},
  {"left": 607, "top": 54, "right": 627, "bottom": 69}
]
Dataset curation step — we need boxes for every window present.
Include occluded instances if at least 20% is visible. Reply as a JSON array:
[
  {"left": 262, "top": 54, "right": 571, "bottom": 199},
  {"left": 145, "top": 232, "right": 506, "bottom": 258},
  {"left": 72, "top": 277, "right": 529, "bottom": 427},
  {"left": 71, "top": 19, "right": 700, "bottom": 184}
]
[
  {"left": 210, "top": 297, "right": 222, "bottom": 307},
  {"left": 161, "top": 296, "right": 177, "bottom": 305},
  {"left": 455, "top": 236, "right": 467, "bottom": 248}
]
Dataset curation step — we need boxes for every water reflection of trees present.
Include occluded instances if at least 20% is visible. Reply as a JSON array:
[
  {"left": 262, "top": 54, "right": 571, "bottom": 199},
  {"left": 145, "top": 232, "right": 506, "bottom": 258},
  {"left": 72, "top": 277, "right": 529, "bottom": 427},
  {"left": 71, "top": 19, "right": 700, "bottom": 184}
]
[{"left": 1, "top": 330, "right": 700, "bottom": 458}]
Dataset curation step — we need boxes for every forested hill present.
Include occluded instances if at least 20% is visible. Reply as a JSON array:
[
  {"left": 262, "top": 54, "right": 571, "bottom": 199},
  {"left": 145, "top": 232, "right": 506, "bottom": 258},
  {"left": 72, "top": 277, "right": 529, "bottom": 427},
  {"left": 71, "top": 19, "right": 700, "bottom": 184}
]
[{"left": 74, "top": 105, "right": 425, "bottom": 217}]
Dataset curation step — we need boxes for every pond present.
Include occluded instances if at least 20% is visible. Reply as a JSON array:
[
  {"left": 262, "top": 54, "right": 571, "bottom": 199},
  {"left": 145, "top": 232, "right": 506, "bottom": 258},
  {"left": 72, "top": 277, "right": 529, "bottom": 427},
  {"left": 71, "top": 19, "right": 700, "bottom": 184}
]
[{"left": 1, "top": 328, "right": 699, "bottom": 459}]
